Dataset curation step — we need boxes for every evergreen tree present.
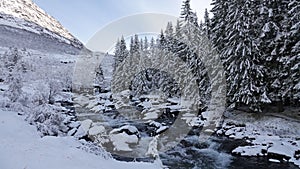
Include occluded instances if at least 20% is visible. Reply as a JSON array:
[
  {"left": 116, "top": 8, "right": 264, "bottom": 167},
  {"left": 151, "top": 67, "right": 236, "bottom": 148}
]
[
  {"left": 114, "top": 39, "right": 121, "bottom": 59},
  {"left": 203, "top": 8, "right": 211, "bottom": 39},
  {"left": 165, "top": 22, "right": 174, "bottom": 50},
  {"left": 175, "top": 19, "right": 182, "bottom": 39},
  {"left": 150, "top": 37, "right": 155, "bottom": 49},
  {"left": 199, "top": 20, "right": 204, "bottom": 35},
  {"left": 140, "top": 38, "right": 144, "bottom": 51},
  {"left": 114, "top": 36, "right": 129, "bottom": 68},
  {"left": 180, "top": 0, "right": 193, "bottom": 22},
  {"left": 129, "top": 36, "right": 134, "bottom": 54},
  {"left": 222, "top": 0, "right": 268, "bottom": 112},
  {"left": 287, "top": 0, "right": 300, "bottom": 103},
  {"left": 144, "top": 37, "right": 149, "bottom": 51},
  {"left": 258, "top": 0, "right": 286, "bottom": 106},
  {"left": 289, "top": 0, "right": 300, "bottom": 55},
  {"left": 190, "top": 12, "right": 199, "bottom": 27},
  {"left": 165, "top": 22, "right": 174, "bottom": 39},
  {"left": 158, "top": 30, "right": 166, "bottom": 49},
  {"left": 134, "top": 34, "right": 140, "bottom": 52},
  {"left": 257, "top": 0, "right": 300, "bottom": 106},
  {"left": 120, "top": 36, "right": 129, "bottom": 58},
  {"left": 210, "top": 0, "right": 229, "bottom": 53}
]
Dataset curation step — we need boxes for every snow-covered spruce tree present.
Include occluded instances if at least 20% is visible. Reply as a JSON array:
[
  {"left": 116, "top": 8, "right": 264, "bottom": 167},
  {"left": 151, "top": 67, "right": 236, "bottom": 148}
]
[
  {"left": 114, "top": 39, "right": 121, "bottom": 68},
  {"left": 258, "top": 0, "right": 299, "bottom": 106},
  {"left": 144, "top": 37, "right": 149, "bottom": 51},
  {"left": 129, "top": 34, "right": 140, "bottom": 55},
  {"left": 114, "top": 36, "right": 129, "bottom": 69},
  {"left": 140, "top": 38, "right": 144, "bottom": 51},
  {"left": 258, "top": 0, "right": 291, "bottom": 108},
  {"left": 134, "top": 34, "right": 140, "bottom": 54},
  {"left": 222, "top": 0, "right": 269, "bottom": 112},
  {"left": 175, "top": 0, "right": 198, "bottom": 63},
  {"left": 150, "top": 37, "right": 155, "bottom": 50},
  {"left": 210, "top": 0, "right": 229, "bottom": 54},
  {"left": 203, "top": 8, "right": 211, "bottom": 39},
  {"left": 129, "top": 37, "right": 134, "bottom": 54},
  {"left": 180, "top": 0, "right": 193, "bottom": 23},
  {"left": 165, "top": 22, "right": 174, "bottom": 39},
  {"left": 175, "top": 19, "right": 182, "bottom": 39},
  {"left": 258, "top": 0, "right": 281, "bottom": 105},
  {"left": 173, "top": 20, "right": 188, "bottom": 62},
  {"left": 289, "top": 0, "right": 300, "bottom": 55},
  {"left": 165, "top": 22, "right": 174, "bottom": 51},
  {"left": 174, "top": 0, "right": 212, "bottom": 109},
  {"left": 158, "top": 30, "right": 166, "bottom": 49},
  {"left": 287, "top": 0, "right": 300, "bottom": 104},
  {"left": 113, "top": 35, "right": 142, "bottom": 94}
]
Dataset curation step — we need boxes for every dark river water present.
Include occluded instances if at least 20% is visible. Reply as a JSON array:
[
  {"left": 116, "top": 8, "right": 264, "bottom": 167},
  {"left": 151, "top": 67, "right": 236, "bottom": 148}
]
[{"left": 159, "top": 136, "right": 298, "bottom": 169}]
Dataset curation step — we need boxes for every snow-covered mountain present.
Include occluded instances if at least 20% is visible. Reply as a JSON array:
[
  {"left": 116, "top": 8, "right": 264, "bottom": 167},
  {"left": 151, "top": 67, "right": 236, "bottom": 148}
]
[{"left": 0, "top": 0, "right": 83, "bottom": 53}]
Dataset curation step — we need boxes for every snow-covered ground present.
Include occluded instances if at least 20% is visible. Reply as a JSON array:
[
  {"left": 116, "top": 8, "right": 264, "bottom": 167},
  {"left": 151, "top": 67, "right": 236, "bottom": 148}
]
[
  {"left": 0, "top": 110, "right": 161, "bottom": 169},
  {"left": 218, "top": 110, "right": 300, "bottom": 167}
]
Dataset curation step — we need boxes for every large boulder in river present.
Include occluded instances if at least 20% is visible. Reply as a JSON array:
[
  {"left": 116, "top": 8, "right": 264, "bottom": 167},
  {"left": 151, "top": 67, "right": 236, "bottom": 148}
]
[{"left": 74, "top": 119, "right": 93, "bottom": 138}]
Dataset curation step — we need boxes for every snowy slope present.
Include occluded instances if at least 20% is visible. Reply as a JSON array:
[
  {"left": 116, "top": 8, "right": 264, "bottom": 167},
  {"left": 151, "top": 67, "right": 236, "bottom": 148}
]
[
  {"left": 0, "top": 110, "right": 160, "bottom": 169},
  {"left": 0, "top": 0, "right": 83, "bottom": 51},
  {"left": 0, "top": 0, "right": 81, "bottom": 47}
]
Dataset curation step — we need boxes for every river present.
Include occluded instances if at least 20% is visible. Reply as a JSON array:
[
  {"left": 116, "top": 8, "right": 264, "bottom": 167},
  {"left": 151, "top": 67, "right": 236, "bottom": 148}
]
[{"left": 76, "top": 107, "right": 299, "bottom": 169}]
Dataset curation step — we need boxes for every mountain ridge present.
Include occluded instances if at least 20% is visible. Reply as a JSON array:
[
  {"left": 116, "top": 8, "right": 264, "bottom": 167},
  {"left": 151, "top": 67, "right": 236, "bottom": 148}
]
[{"left": 0, "top": 0, "right": 82, "bottom": 49}]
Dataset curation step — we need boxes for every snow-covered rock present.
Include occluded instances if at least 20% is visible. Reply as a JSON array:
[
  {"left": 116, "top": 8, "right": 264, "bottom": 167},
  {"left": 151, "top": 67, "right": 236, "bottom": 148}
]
[
  {"left": 108, "top": 125, "right": 140, "bottom": 152},
  {"left": 267, "top": 142, "right": 295, "bottom": 161},
  {"left": 110, "top": 132, "right": 139, "bottom": 152},
  {"left": 222, "top": 111, "right": 300, "bottom": 167},
  {"left": 87, "top": 125, "right": 108, "bottom": 143},
  {"left": 110, "top": 125, "right": 139, "bottom": 136},
  {"left": 88, "top": 125, "right": 106, "bottom": 136},
  {"left": 232, "top": 145, "right": 266, "bottom": 156},
  {"left": 142, "top": 109, "right": 160, "bottom": 120},
  {"left": 74, "top": 119, "right": 93, "bottom": 138}
]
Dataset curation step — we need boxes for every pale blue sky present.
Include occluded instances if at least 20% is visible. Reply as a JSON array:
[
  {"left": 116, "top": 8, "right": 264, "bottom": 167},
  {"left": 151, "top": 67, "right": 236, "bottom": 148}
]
[{"left": 32, "top": 0, "right": 212, "bottom": 44}]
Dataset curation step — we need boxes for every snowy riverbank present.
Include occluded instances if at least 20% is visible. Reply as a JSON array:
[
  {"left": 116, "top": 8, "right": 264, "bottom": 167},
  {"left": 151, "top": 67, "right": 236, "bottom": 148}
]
[
  {"left": 217, "top": 110, "right": 300, "bottom": 167},
  {"left": 0, "top": 110, "right": 160, "bottom": 169}
]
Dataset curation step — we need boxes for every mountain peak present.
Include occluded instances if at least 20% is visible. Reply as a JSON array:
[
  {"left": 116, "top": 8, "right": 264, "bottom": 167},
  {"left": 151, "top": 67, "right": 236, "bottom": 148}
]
[{"left": 0, "top": 0, "right": 82, "bottom": 48}]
